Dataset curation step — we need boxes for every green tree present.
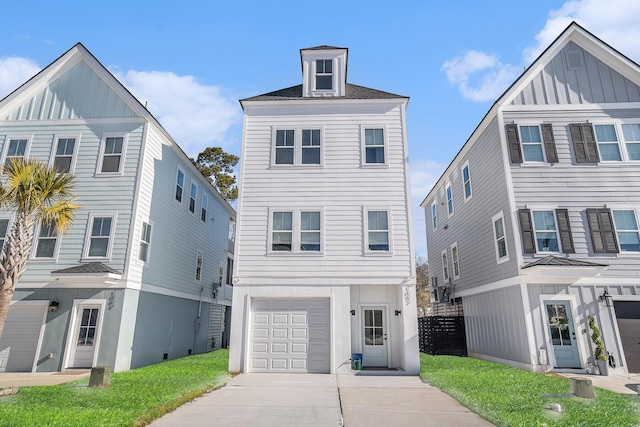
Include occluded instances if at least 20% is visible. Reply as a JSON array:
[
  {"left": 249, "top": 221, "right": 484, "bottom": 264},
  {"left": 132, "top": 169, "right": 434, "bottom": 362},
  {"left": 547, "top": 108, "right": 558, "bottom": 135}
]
[
  {"left": 0, "top": 159, "right": 79, "bottom": 337},
  {"left": 192, "top": 147, "right": 239, "bottom": 202},
  {"left": 416, "top": 256, "right": 431, "bottom": 316}
]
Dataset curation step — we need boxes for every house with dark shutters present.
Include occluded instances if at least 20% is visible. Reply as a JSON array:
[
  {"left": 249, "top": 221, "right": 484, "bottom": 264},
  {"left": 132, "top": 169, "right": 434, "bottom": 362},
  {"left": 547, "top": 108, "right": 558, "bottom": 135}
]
[{"left": 420, "top": 22, "right": 640, "bottom": 375}]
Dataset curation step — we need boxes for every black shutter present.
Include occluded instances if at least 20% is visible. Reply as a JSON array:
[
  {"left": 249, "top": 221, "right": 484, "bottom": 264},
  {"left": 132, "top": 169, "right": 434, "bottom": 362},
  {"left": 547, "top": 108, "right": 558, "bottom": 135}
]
[
  {"left": 586, "top": 208, "right": 618, "bottom": 254},
  {"left": 506, "top": 124, "right": 523, "bottom": 164},
  {"left": 541, "top": 124, "right": 558, "bottom": 163},
  {"left": 555, "top": 209, "right": 575, "bottom": 253},
  {"left": 518, "top": 209, "right": 536, "bottom": 254},
  {"left": 570, "top": 123, "right": 599, "bottom": 163}
]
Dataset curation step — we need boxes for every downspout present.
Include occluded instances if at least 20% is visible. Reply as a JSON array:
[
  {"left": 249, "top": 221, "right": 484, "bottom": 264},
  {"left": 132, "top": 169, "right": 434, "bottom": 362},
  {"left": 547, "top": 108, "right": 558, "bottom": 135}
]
[{"left": 194, "top": 286, "right": 203, "bottom": 354}]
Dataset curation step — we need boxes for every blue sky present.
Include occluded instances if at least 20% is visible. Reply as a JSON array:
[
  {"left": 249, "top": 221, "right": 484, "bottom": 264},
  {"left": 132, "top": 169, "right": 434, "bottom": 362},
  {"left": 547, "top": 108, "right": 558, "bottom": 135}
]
[{"left": 2, "top": 0, "right": 640, "bottom": 257}]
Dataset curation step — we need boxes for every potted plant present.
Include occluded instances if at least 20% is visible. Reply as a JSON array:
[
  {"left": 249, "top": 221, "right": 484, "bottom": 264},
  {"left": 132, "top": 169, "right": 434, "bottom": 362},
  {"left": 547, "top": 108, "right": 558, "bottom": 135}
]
[{"left": 588, "top": 315, "right": 609, "bottom": 376}]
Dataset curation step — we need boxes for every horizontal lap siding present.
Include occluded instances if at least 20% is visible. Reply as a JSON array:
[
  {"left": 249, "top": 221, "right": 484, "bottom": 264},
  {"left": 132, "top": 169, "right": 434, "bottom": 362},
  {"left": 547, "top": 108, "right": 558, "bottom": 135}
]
[
  {"left": 237, "top": 104, "right": 412, "bottom": 280},
  {"left": 505, "top": 107, "right": 640, "bottom": 276},
  {"left": 424, "top": 118, "right": 519, "bottom": 292}
]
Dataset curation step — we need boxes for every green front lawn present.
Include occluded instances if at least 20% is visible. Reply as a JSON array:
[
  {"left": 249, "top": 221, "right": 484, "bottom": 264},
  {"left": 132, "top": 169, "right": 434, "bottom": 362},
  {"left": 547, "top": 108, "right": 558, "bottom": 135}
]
[
  {"left": 420, "top": 353, "right": 640, "bottom": 427},
  {"left": 0, "top": 349, "right": 231, "bottom": 427}
]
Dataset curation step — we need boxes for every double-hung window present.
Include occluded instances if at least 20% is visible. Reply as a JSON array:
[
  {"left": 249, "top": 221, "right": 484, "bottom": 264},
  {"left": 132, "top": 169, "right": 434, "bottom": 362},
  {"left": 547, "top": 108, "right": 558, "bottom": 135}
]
[
  {"left": 316, "top": 59, "right": 333, "bottom": 90},
  {"left": 34, "top": 223, "right": 58, "bottom": 259},
  {"left": 4, "top": 137, "right": 28, "bottom": 169},
  {"left": 367, "top": 210, "right": 390, "bottom": 252},
  {"left": 451, "top": 242, "right": 460, "bottom": 279},
  {"left": 139, "top": 221, "right": 152, "bottom": 262},
  {"left": 532, "top": 211, "right": 559, "bottom": 252},
  {"left": 462, "top": 162, "right": 472, "bottom": 200},
  {"left": 272, "top": 211, "right": 293, "bottom": 251},
  {"left": 99, "top": 135, "right": 125, "bottom": 174},
  {"left": 492, "top": 212, "right": 508, "bottom": 262},
  {"left": 622, "top": 124, "right": 640, "bottom": 160},
  {"left": 594, "top": 124, "right": 622, "bottom": 161},
  {"left": 195, "top": 250, "right": 203, "bottom": 281},
  {"left": 85, "top": 214, "right": 115, "bottom": 259},
  {"left": 520, "top": 125, "right": 544, "bottom": 162},
  {"left": 364, "top": 128, "right": 385, "bottom": 164},
  {"left": 189, "top": 182, "right": 197, "bottom": 213},
  {"left": 300, "top": 211, "right": 321, "bottom": 251},
  {"left": 52, "top": 137, "right": 77, "bottom": 173},
  {"left": 612, "top": 210, "right": 640, "bottom": 252},
  {"left": 431, "top": 203, "right": 437, "bottom": 230},
  {"left": 175, "top": 169, "right": 185, "bottom": 203},
  {"left": 273, "top": 128, "right": 322, "bottom": 166},
  {"left": 446, "top": 183, "right": 454, "bottom": 216},
  {"left": 201, "top": 194, "right": 208, "bottom": 222},
  {"left": 270, "top": 210, "right": 322, "bottom": 253},
  {"left": 302, "top": 129, "right": 321, "bottom": 164},
  {"left": 275, "top": 130, "right": 295, "bottom": 165},
  {"left": 441, "top": 249, "right": 449, "bottom": 283},
  {"left": 519, "top": 209, "right": 575, "bottom": 254}
]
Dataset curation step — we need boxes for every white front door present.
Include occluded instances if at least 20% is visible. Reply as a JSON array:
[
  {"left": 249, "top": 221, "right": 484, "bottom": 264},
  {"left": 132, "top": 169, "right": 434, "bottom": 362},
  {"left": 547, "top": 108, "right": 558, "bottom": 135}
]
[
  {"left": 361, "top": 306, "right": 388, "bottom": 367},
  {"left": 545, "top": 301, "right": 581, "bottom": 368},
  {"left": 70, "top": 305, "right": 101, "bottom": 368}
]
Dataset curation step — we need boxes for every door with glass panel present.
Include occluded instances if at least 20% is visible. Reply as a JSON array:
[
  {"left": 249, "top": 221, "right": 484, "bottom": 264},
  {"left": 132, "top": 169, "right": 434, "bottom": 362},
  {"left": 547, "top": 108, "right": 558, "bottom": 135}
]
[
  {"left": 545, "top": 301, "right": 581, "bottom": 368},
  {"left": 70, "top": 305, "right": 101, "bottom": 368},
  {"left": 361, "top": 306, "right": 388, "bottom": 367}
]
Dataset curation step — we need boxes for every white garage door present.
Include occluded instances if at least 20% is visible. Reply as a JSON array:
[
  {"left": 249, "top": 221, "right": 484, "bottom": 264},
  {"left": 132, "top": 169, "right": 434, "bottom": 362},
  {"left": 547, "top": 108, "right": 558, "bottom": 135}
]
[
  {"left": 250, "top": 299, "right": 330, "bottom": 373},
  {"left": 0, "top": 303, "right": 46, "bottom": 372}
]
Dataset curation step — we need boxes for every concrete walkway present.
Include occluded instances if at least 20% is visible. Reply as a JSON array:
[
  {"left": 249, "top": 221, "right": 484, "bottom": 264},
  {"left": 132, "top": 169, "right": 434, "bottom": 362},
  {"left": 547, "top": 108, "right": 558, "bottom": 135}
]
[
  {"left": 0, "top": 370, "right": 90, "bottom": 387},
  {"left": 560, "top": 371, "right": 640, "bottom": 395},
  {"left": 151, "top": 373, "right": 494, "bottom": 427}
]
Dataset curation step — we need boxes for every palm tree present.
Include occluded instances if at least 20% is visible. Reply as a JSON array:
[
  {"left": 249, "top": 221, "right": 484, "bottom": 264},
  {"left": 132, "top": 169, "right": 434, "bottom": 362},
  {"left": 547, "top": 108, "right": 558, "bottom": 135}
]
[{"left": 0, "top": 158, "right": 79, "bottom": 337}]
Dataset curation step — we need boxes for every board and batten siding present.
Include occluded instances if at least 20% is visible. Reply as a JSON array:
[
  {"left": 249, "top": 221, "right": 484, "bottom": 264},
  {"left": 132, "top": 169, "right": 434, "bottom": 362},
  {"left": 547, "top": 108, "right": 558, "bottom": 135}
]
[
  {"left": 504, "top": 106, "right": 640, "bottom": 276},
  {"left": 511, "top": 42, "right": 640, "bottom": 106},
  {"left": 424, "top": 118, "right": 519, "bottom": 293},
  {"left": 236, "top": 102, "right": 412, "bottom": 283},
  {"left": 135, "top": 125, "right": 233, "bottom": 297}
]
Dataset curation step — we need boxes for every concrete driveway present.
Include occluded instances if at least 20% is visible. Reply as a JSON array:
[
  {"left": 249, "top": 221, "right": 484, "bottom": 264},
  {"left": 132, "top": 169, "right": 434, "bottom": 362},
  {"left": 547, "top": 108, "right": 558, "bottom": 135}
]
[{"left": 151, "top": 373, "right": 494, "bottom": 427}]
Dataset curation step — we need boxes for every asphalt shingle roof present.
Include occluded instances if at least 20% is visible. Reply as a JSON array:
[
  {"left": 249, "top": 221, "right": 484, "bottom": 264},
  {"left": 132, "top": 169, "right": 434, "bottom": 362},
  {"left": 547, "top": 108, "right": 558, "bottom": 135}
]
[
  {"left": 522, "top": 256, "right": 607, "bottom": 269},
  {"left": 241, "top": 83, "right": 407, "bottom": 102},
  {"left": 52, "top": 262, "right": 122, "bottom": 275}
]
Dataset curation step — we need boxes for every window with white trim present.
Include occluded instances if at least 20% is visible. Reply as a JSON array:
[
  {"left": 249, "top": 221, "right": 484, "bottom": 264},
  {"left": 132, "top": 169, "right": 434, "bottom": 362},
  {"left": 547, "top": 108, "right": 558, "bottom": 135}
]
[
  {"left": 446, "top": 183, "right": 454, "bottom": 216},
  {"left": 175, "top": 169, "right": 185, "bottom": 203},
  {"left": 270, "top": 210, "right": 323, "bottom": 253},
  {"left": 532, "top": 210, "right": 560, "bottom": 253},
  {"left": 139, "top": 221, "right": 152, "bottom": 262},
  {"left": 366, "top": 210, "right": 390, "bottom": 252},
  {"left": 300, "top": 211, "right": 321, "bottom": 251},
  {"left": 492, "top": 212, "right": 508, "bottom": 262},
  {"left": 189, "top": 182, "right": 197, "bottom": 213},
  {"left": 441, "top": 249, "right": 449, "bottom": 284},
  {"left": 34, "top": 222, "right": 58, "bottom": 259},
  {"left": 273, "top": 128, "right": 322, "bottom": 166},
  {"left": 451, "top": 242, "right": 460, "bottom": 279},
  {"left": 462, "top": 162, "right": 472, "bottom": 200},
  {"left": 0, "top": 218, "right": 9, "bottom": 249},
  {"left": 364, "top": 128, "right": 385, "bottom": 164},
  {"left": 302, "top": 129, "right": 321, "bottom": 164},
  {"left": 195, "top": 250, "right": 203, "bottom": 281},
  {"left": 594, "top": 124, "right": 622, "bottom": 161},
  {"left": 98, "top": 135, "right": 125, "bottom": 173},
  {"left": 272, "top": 211, "right": 293, "bottom": 251},
  {"left": 275, "top": 130, "right": 295, "bottom": 165},
  {"left": 315, "top": 59, "right": 333, "bottom": 90},
  {"left": 4, "top": 137, "right": 28, "bottom": 169},
  {"left": 85, "top": 214, "right": 115, "bottom": 259},
  {"left": 612, "top": 209, "right": 640, "bottom": 252},
  {"left": 52, "top": 137, "right": 77, "bottom": 173},
  {"left": 201, "top": 194, "right": 208, "bottom": 222},
  {"left": 621, "top": 124, "right": 640, "bottom": 161},
  {"left": 431, "top": 203, "right": 437, "bottom": 230},
  {"left": 519, "top": 125, "right": 545, "bottom": 162}
]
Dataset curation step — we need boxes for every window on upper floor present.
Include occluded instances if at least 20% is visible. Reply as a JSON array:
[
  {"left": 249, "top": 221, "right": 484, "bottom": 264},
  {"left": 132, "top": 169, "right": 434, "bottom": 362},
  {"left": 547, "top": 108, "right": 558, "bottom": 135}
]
[
  {"left": 492, "top": 211, "right": 509, "bottom": 263},
  {"left": 0, "top": 218, "right": 9, "bottom": 249},
  {"left": 366, "top": 210, "right": 390, "bottom": 252},
  {"left": 275, "top": 129, "right": 295, "bottom": 165},
  {"left": 98, "top": 135, "right": 126, "bottom": 174},
  {"left": 451, "top": 242, "right": 460, "bottom": 279},
  {"left": 84, "top": 214, "right": 115, "bottom": 259},
  {"left": 441, "top": 249, "right": 449, "bottom": 284},
  {"left": 269, "top": 210, "right": 323, "bottom": 253},
  {"left": 201, "top": 194, "right": 208, "bottom": 222},
  {"left": 594, "top": 124, "right": 622, "bottom": 161},
  {"left": 195, "top": 250, "right": 203, "bottom": 281},
  {"left": 272, "top": 211, "right": 293, "bottom": 252},
  {"left": 226, "top": 257, "right": 234, "bottom": 286},
  {"left": 621, "top": 124, "right": 640, "bottom": 160},
  {"left": 33, "top": 222, "right": 58, "bottom": 259},
  {"left": 431, "top": 203, "right": 437, "bottom": 231},
  {"left": 300, "top": 211, "right": 321, "bottom": 252},
  {"left": 506, "top": 123, "right": 558, "bottom": 164},
  {"left": 611, "top": 209, "right": 640, "bottom": 252},
  {"left": 3, "top": 137, "right": 29, "bottom": 170},
  {"left": 518, "top": 209, "right": 575, "bottom": 254},
  {"left": 273, "top": 128, "right": 323, "bottom": 166},
  {"left": 302, "top": 129, "right": 321, "bottom": 164},
  {"left": 316, "top": 59, "right": 333, "bottom": 90},
  {"left": 586, "top": 208, "right": 618, "bottom": 254},
  {"left": 52, "top": 137, "right": 77, "bottom": 173},
  {"left": 175, "top": 169, "right": 185, "bottom": 203},
  {"left": 462, "top": 162, "right": 472, "bottom": 201},
  {"left": 446, "top": 183, "right": 454, "bottom": 216},
  {"left": 363, "top": 128, "right": 385, "bottom": 165},
  {"left": 139, "top": 221, "right": 152, "bottom": 262},
  {"left": 189, "top": 182, "right": 197, "bottom": 214}
]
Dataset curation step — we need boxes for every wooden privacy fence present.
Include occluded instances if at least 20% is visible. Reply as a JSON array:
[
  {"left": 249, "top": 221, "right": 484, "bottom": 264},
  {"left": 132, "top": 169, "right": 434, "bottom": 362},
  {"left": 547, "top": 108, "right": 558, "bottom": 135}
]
[{"left": 418, "top": 316, "right": 467, "bottom": 356}]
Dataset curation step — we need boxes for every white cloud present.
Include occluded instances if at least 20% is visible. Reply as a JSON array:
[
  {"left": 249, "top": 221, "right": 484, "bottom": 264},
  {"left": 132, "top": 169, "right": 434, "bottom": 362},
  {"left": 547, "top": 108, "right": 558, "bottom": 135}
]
[
  {"left": 444, "top": 0, "right": 640, "bottom": 102},
  {"left": 410, "top": 159, "right": 448, "bottom": 258},
  {"left": 115, "top": 70, "right": 241, "bottom": 157},
  {"left": 0, "top": 57, "right": 40, "bottom": 98}
]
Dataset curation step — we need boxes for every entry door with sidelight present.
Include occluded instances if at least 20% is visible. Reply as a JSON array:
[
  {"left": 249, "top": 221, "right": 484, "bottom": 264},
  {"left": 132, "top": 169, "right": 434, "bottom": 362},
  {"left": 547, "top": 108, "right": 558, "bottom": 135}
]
[
  {"left": 70, "top": 305, "right": 101, "bottom": 368},
  {"left": 545, "top": 301, "right": 581, "bottom": 368},
  {"left": 362, "top": 306, "right": 388, "bottom": 367}
]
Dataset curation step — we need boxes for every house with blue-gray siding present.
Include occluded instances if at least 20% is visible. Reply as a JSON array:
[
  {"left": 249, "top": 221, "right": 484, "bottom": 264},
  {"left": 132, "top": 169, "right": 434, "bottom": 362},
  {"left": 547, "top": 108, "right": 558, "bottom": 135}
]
[
  {"left": 421, "top": 22, "right": 640, "bottom": 375},
  {"left": 0, "top": 43, "right": 235, "bottom": 372}
]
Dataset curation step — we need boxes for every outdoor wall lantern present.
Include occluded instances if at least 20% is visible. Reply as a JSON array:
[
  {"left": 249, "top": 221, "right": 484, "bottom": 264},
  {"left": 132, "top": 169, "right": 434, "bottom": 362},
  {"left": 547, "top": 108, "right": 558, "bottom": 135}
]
[
  {"left": 48, "top": 299, "right": 59, "bottom": 312},
  {"left": 599, "top": 290, "right": 613, "bottom": 308},
  {"left": 395, "top": 310, "right": 401, "bottom": 316}
]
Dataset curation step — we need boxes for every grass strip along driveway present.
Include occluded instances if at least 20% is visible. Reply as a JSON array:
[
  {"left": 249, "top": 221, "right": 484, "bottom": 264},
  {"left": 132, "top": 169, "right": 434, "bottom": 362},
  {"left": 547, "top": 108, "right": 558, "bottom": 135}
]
[
  {"left": 420, "top": 354, "right": 640, "bottom": 427},
  {"left": 0, "top": 349, "right": 231, "bottom": 427}
]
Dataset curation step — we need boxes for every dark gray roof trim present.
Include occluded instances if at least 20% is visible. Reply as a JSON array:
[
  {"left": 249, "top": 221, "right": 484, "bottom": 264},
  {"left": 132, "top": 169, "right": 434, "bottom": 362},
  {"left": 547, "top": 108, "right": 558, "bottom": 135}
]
[
  {"left": 301, "top": 45, "right": 347, "bottom": 50},
  {"left": 241, "top": 83, "right": 407, "bottom": 102},
  {"left": 52, "top": 262, "right": 122, "bottom": 275},
  {"left": 522, "top": 255, "right": 607, "bottom": 269}
]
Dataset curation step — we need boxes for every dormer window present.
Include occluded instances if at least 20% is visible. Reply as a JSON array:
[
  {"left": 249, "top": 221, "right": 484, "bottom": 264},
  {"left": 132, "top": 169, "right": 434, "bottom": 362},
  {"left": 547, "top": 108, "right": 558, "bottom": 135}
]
[{"left": 316, "top": 59, "right": 333, "bottom": 90}]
